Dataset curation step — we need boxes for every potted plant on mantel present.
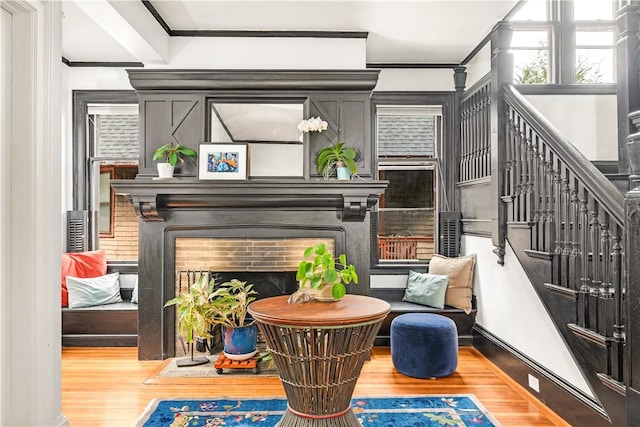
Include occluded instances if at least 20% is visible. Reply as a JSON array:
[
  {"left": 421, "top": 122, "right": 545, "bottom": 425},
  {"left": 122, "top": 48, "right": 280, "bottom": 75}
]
[
  {"left": 317, "top": 142, "right": 358, "bottom": 180},
  {"left": 152, "top": 142, "right": 197, "bottom": 179},
  {"left": 295, "top": 242, "right": 358, "bottom": 301}
]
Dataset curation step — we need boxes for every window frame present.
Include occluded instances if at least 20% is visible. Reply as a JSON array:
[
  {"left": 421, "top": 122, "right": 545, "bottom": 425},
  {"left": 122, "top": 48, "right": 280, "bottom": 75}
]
[
  {"left": 370, "top": 92, "right": 455, "bottom": 275},
  {"left": 508, "top": 0, "right": 617, "bottom": 85},
  {"left": 72, "top": 90, "right": 138, "bottom": 258}
]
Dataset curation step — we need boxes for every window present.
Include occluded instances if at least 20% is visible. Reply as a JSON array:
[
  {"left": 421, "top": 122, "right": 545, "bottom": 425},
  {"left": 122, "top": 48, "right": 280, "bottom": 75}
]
[
  {"left": 375, "top": 106, "right": 441, "bottom": 263},
  {"left": 87, "top": 104, "right": 139, "bottom": 260},
  {"left": 73, "top": 91, "right": 139, "bottom": 263},
  {"left": 509, "top": 0, "right": 616, "bottom": 84}
]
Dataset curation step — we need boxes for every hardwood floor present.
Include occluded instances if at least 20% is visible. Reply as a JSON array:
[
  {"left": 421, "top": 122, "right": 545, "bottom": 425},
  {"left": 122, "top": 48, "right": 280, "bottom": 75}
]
[{"left": 61, "top": 346, "right": 570, "bottom": 427}]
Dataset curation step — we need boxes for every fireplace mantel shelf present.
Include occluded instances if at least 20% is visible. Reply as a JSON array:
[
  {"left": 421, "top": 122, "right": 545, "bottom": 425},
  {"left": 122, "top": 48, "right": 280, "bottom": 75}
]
[{"left": 112, "top": 178, "right": 388, "bottom": 222}]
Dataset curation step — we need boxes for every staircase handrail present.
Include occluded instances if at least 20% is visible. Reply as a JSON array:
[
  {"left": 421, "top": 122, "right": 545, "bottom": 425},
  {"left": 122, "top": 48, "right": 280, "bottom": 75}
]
[{"left": 502, "top": 84, "right": 625, "bottom": 225}]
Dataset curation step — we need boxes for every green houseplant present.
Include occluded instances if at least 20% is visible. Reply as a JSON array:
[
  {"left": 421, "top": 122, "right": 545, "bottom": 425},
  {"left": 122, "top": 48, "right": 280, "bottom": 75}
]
[
  {"left": 163, "top": 275, "right": 216, "bottom": 366},
  {"left": 209, "top": 279, "right": 260, "bottom": 361},
  {"left": 316, "top": 142, "right": 357, "bottom": 180},
  {"left": 152, "top": 142, "right": 197, "bottom": 178},
  {"left": 296, "top": 242, "right": 359, "bottom": 301}
]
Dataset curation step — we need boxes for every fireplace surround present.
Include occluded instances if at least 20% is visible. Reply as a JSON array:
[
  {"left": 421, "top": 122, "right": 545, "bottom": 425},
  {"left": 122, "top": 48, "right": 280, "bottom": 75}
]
[{"left": 112, "top": 179, "right": 387, "bottom": 359}]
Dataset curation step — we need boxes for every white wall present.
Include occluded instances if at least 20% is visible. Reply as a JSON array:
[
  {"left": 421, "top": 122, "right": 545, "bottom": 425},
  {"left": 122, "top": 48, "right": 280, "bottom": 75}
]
[
  {"left": 374, "top": 68, "right": 454, "bottom": 92},
  {"left": 464, "top": 43, "right": 491, "bottom": 89},
  {"left": 525, "top": 94, "right": 618, "bottom": 161},
  {"left": 168, "top": 37, "right": 366, "bottom": 69},
  {"left": 462, "top": 235, "right": 593, "bottom": 397}
]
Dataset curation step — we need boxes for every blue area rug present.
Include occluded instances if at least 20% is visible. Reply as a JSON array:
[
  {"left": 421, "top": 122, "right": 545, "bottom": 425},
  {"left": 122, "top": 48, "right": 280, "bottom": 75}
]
[{"left": 135, "top": 395, "right": 500, "bottom": 426}]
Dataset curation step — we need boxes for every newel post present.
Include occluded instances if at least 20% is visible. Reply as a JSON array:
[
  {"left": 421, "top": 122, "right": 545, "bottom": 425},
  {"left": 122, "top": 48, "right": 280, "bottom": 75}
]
[
  {"left": 489, "top": 22, "right": 513, "bottom": 265},
  {"left": 616, "top": 5, "right": 640, "bottom": 174}
]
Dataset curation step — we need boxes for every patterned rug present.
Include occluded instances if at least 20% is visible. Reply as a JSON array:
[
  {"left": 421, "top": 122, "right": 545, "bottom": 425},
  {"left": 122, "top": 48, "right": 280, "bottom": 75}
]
[{"left": 135, "top": 395, "right": 501, "bottom": 426}]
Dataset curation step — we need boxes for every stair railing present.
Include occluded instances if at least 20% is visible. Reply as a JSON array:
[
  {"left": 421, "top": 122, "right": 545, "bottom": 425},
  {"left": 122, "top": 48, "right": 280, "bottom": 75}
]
[{"left": 501, "top": 84, "right": 626, "bottom": 384}]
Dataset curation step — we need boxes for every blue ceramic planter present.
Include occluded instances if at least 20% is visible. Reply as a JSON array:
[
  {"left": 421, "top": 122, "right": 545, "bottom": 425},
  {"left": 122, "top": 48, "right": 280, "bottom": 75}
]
[{"left": 222, "top": 323, "right": 258, "bottom": 360}]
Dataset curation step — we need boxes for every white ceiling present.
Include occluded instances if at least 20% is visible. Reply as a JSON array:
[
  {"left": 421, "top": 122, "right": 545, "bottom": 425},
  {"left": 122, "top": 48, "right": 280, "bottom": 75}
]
[{"left": 61, "top": 0, "right": 518, "bottom": 65}]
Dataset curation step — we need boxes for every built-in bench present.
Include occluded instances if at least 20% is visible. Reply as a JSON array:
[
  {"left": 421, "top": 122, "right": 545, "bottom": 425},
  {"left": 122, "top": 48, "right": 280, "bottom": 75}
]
[
  {"left": 370, "top": 288, "right": 477, "bottom": 347},
  {"left": 61, "top": 266, "right": 138, "bottom": 347}
]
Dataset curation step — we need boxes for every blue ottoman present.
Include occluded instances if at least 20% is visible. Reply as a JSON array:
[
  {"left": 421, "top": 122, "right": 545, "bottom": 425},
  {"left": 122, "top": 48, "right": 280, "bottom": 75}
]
[{"left": 390, "top": 313, "right": 458, "bottom": 378}]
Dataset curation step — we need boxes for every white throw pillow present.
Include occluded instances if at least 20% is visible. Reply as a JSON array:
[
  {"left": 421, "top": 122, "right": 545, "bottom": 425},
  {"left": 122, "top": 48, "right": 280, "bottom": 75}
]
[{"left": 66, "top": 272, "right": 123, "bottom": 309}]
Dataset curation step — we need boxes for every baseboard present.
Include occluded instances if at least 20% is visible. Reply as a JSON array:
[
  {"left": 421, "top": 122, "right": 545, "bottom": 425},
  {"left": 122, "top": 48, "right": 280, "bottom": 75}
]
[
  {"left": 62, "top": 334, "right": 138, "bottom": 347},
  {"left": 474, "top": 325, "right": 613, "bottom": 427}
]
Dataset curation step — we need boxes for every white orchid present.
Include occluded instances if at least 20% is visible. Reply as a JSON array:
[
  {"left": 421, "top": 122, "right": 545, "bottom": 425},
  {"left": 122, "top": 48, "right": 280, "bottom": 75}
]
[{"left": 298, "top": 117, "right": 328, "bottom": 141}]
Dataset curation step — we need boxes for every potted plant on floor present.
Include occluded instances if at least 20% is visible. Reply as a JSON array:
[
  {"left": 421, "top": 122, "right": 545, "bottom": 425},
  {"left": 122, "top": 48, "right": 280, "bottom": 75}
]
[
  {"left": 209, "top": 279, "right": 259, "bottom": 361},
  {"left": 163, "top": 274, "right": 216, "bottom": 367},
  {"left": 295, "top": 242, "right": 358, "bottom": 301},
  {"left": 153, "top": 142, "right": 197, "bottom": 178},
  {"left": 317, "top": 142, "right": 357, "bottom": 180}
]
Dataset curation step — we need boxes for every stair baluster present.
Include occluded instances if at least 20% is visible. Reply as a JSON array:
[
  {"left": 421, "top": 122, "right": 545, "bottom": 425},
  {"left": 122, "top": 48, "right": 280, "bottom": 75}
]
[
  {"left": 611, "top": 232, "right": 625, "bottom": 382},
  {"left": 569, "top": 186, "right": 580, "bottom": 291},
  {"left": 578, "top": 192, "right": 591, "bottom": 328},
  {"left": 598, "top": 219, "right": 614, "bottom": 338},
  {"left": 589, "top": 205, "right": 602, "bottom": 333}
]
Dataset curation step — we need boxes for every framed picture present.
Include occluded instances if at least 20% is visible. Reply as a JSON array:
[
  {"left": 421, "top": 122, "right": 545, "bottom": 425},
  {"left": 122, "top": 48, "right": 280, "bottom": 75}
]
[{"left": 198, "top": 143, "right": 248, "bottom": 180}]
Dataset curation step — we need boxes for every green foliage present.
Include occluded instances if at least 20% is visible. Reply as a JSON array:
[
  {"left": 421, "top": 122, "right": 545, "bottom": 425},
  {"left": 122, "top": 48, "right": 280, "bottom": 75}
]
[
  {"left": 163, "top": 275, "right": 216, "bottom": 344},
  {"left": 515, "top": 49, "right": 604, "bottom": 84},
  {"left": 209, "top": 279, "right": 258, "bottom": 328},
  {"left": 153, "top": 142, "right": 197, "bottom": 167},
  {"left": 316, "top": 142, "right": 357, "bottom": 177},
  {"left": 575, "top": 53, "right": 604, "bottom": 84},
  {"left": 515, "top": 50, "right": 548, "bottom": 84},
  {"left": 295, "top": 242, "right": 358, "bottom": 300},
  {"left": 163, "top": 276, "right": 258, "bottom": 343}
]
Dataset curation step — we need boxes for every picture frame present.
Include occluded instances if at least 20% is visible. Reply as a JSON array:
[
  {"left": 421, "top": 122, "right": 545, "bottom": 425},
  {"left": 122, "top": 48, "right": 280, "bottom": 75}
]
[{"left": 198, "top": 143, "right": 248, "bottom": 180}]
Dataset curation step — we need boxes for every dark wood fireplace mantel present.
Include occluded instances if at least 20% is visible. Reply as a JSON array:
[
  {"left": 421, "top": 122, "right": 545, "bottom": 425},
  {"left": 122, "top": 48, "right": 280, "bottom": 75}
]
[
  {"left": 112, "top": 177, "right": 387, "bottom": 360},
  {"left": 112, "top": 178, "right": 388, "bottom": 222}
]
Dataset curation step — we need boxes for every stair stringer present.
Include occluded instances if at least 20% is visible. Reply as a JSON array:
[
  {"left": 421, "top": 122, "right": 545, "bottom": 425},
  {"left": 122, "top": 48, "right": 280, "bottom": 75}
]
[{"left": 507, "top": 223, "right": 626, "bottom": 427}]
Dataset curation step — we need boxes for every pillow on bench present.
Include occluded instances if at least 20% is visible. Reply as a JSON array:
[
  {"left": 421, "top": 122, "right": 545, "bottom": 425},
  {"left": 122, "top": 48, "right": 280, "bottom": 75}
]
[
  {"left": 428, "top": 254, "right": 476, "bottom": 314},
  {"left": 66, "top": 272, "right": 123, "bottom": 309},
  {"left": 401, "top": 270, "right": 449, "bottom": 309},
  {"left": 61, "top": 250, "right": 107, "bottom": 307}
]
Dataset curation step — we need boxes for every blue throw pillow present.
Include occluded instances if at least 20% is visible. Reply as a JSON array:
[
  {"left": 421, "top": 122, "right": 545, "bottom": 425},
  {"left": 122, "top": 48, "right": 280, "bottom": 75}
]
[{"left": 402, "top": 270, "right": 449, "bottom": 309}]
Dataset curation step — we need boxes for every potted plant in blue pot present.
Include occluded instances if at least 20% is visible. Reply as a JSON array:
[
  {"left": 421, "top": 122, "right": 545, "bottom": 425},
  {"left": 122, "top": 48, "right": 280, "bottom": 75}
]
[
  {"left": 210, "top": 279, "right": 259, "bottom": 360},
  {"left": 316, "top": 142, "right": 358, "bottom": 180}
]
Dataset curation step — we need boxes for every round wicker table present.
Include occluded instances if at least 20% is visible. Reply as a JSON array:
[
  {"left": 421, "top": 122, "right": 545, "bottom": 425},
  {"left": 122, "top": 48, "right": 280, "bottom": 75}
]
[{"left": 248, "top": 294, "right": 390, "bottom": 427}]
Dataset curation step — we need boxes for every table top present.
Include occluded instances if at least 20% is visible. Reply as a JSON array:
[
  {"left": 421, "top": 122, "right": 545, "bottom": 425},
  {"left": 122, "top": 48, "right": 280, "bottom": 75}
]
[{"left": 247, "top": 294, "right": 390, "bottom": 327}]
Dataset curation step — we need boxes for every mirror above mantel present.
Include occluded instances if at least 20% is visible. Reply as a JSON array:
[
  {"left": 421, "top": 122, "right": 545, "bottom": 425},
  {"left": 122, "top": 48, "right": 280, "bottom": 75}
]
[{"left": 209, "top": 101, "right": 305, "bottom": 178}]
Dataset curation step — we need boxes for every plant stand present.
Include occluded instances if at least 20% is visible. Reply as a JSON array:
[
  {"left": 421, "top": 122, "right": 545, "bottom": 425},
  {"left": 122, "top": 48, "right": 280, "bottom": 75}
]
[
  {"left": 176, "top": 342, "right": 210, "bottom": 367},
  {"left": 214, "top": 353, "right": 259, "bottom": 374}
]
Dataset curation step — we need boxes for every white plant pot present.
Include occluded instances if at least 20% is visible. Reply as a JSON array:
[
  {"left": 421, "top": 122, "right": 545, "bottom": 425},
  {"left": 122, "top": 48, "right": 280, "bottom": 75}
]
[
  {"left": 336, "top": 166, "right": 351, "bottom": 180},
  {"left": 157, "top": 163, "right": 175, "bottom": 178}
]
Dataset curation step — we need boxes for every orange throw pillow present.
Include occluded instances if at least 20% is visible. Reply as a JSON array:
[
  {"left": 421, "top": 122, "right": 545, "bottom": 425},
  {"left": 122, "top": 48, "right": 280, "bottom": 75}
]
[{"left": 61, "top": 250, "right": 107, "bottom": 307}]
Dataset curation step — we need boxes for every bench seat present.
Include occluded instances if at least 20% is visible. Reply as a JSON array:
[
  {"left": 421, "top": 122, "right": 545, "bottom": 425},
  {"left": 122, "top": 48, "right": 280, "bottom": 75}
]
[
  {"left": 370, "top": 288, "right": 476, "bottom": 346},
  {"left": 61, "top": 271, "right": 138, "bottom": 347}
]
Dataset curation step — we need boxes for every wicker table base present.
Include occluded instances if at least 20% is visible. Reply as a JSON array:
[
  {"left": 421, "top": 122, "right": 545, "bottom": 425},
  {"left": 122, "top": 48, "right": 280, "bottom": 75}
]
[{"left": 248, "top": 295, "right": 390, "bottom": 427}]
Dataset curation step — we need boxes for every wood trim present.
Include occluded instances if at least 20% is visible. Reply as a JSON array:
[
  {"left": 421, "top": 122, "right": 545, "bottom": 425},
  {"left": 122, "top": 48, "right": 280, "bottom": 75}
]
[
  {"left": 366, "top": 63, "right": 459, "bottom": 69},
  {"left": 64, "top": 61, "right": 144, "bottom": 68},
  {"left": 515, "top": 84, "right": 617, "bottom": 95},
  {"left": 127, "top": 69, "right": 380, "bottom": 91},
  {"left": 172, "top": 29, "right": 368, "bottom": 38},
  {"left": 474, "top": 325, "right": 610, "bottom": 426}
]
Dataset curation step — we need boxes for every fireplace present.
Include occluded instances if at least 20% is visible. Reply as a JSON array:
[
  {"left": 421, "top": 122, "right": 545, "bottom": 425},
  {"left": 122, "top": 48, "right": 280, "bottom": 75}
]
[{"left": 112, "top": 179, "right": 386, "bottom": 360}]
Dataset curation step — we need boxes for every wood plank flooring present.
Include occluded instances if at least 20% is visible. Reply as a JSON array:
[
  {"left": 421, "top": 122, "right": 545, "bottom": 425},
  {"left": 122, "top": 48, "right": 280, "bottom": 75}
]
[{"left": 61, "top": 346, "right": 570, "bottom": 427}]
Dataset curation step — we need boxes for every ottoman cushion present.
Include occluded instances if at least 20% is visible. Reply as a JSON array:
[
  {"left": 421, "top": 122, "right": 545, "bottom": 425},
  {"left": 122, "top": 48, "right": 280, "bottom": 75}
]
[{"left": 390, "top": 313, "right": 458, "bottom": 378}]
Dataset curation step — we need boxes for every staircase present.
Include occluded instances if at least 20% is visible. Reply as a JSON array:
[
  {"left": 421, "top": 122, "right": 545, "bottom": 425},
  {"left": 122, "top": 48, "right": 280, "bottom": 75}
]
[{"left": 498, "top": 84, "right": 627, "bottom": 426}]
